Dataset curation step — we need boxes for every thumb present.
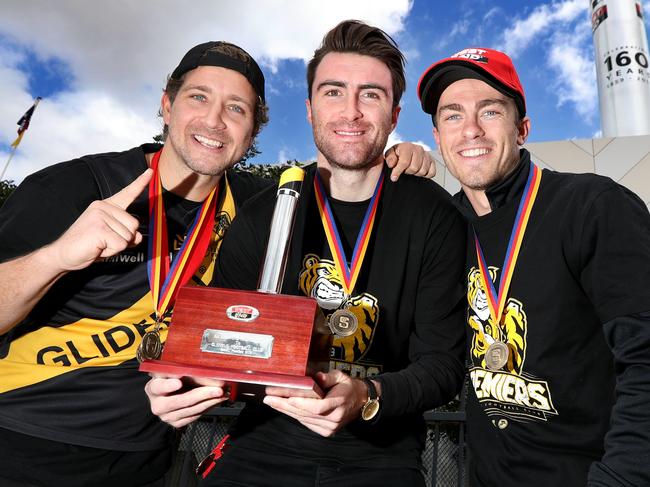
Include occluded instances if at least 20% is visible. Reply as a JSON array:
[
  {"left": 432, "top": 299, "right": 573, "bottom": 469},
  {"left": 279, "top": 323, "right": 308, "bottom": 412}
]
[
  {"left": 106, "top": 168, "right": 153, "bottom": 209},
  {"left": 315, "top": 370, "right": 345, "bottom": 389}
]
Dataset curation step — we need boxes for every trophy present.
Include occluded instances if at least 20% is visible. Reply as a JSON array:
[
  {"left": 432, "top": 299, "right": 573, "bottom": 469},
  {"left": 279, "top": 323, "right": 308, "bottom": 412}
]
[{"left": 140, "top": 167, "right": 330, "bottom": 399}]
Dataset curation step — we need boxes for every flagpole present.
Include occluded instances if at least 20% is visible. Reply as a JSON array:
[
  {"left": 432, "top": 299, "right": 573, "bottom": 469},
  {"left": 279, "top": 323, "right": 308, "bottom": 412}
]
[{"left": 0, "top": 146, "right": 18, "bottom": 182}]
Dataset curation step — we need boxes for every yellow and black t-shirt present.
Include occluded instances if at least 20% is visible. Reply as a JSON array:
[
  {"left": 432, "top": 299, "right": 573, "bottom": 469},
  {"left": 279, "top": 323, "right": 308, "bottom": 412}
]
[{"left": 0, "top": 144, "right": 270, "bottom": 451}]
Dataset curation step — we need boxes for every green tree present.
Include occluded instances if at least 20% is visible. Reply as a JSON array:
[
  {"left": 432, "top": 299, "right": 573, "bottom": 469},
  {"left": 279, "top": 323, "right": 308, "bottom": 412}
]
[
  {"left": 0, "top": 180, "right": 16, "bottom": 209},
  {"left": 236, "top": 159, "right": 307, "bottom": 182}
]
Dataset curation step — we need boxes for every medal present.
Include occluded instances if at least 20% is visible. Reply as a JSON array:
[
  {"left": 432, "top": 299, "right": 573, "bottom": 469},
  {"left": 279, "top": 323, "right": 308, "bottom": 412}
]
[
  {"left": 328, "top": 309, "right": 358, "bottom": 337},
  {"left": 137, "top": 326, "right": 164, "bottom": 362},
  {"left": 485, "top": 341, "right": 509, "bottom": 370},
  {"left": 137, "top": 150, "right": 220, "bottom": 362},
  {"left": 314, "top": 170, "right": 383, "bottom": 335},
  {"left": 474, "top": 162, "right": 542, "bottom": 371}
]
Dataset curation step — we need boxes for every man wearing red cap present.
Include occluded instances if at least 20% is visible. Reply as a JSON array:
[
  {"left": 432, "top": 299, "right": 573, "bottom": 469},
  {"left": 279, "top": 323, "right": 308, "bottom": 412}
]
[
  {"left": 0, "top": 40, "right": 431, "bottom": 486},
  {"left": 418, "top": 47, "right": 650, "bottom": 486}
]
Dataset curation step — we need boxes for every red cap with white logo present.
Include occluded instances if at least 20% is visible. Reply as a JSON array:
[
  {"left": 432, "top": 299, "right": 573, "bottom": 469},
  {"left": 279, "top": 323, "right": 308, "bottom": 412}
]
[{"left": 417, "top": 47, "right": 526, "bottom": 119}]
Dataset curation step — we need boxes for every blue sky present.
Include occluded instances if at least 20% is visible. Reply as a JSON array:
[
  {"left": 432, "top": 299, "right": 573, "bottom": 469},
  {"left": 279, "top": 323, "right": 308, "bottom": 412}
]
[{"left": 1, "top": 0, "right": 649, "bottom": 183}]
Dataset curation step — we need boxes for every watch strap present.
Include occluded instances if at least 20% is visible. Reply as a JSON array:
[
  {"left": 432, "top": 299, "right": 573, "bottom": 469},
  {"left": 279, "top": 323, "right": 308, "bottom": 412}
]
[{"left": 363, "top": 378, "right": 378, "bottom": 400}]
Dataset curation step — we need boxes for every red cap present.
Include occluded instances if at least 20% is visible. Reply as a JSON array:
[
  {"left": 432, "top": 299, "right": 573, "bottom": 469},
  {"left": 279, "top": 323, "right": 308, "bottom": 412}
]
[{"left": 417, "top": 47, "right": 525, "bottom": 118}]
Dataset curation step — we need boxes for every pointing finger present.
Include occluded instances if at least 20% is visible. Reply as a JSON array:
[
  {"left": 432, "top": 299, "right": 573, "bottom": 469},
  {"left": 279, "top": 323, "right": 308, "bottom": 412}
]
[{"left": 106, "top": 168, "right": 153, "bottom": 210}]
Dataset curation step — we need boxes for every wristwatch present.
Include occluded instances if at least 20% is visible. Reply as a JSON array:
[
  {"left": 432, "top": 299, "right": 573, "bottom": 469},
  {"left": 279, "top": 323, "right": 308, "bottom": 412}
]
[{"left": 361, "top": 378, "right": 380, "bottom": 421}]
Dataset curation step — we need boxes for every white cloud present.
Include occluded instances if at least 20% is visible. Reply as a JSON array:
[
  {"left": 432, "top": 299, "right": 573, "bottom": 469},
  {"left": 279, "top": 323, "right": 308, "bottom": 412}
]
[
  {"left": 493, "top": 1, "right": 598, "bottom": 122},
  {"left": 498, "top": 0, "right": 584, "bottom": 57},
  {"left": 1, "top": 92, "right": 158, "bottom": 183},
  {"left": 276, "top": 146, "right": 304, "bottom": 164},
  {"left": 386, "top": 130, "right": 431, "bottom": 153},
  {"left": 435, "top": 11, "right": 474, "bottom": 50},
  {"left": 483, "top": 7, "right": 502, "bottom": 22},
  {"left": 277, "top": 149, "right": 290, "bottom": 164},
  {"left": 0, "top": 0, "right": 412, "bottom": 182},
  {"left": 547, "top": 23, "right": 597, "bottom": 120},
  {"left": 450, "top": 19, "right": 471, "bottom": 38}
]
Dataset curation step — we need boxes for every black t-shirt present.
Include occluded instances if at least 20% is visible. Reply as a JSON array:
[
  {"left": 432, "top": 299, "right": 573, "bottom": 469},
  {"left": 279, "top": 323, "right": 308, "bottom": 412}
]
[
  {"left": 328, "top": 196, "right": 368, "bottom": 257},
  {"left": 214, "top": 164, "right": 467, "bottom": 469}
]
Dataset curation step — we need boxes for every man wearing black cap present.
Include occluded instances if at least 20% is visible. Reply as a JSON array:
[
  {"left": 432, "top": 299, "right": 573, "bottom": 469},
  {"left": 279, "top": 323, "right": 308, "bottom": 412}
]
[
  {"left": 418, "top": 47, "right": 650, "bottom": 486},
  {"left": 0, "top": 40, "right": 431, "bottom": 486}
]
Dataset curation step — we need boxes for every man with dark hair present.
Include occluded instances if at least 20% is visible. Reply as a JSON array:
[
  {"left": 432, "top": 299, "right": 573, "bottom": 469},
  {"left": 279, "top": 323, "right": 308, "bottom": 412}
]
[
  {"left": 418, "top": 47, "right": 650, "bottom": 486},
  {"left": 0, "top": 39, "right": 431, "bottom": 486},
  {"left": 305, "top": 20, "right": 406, "bottom": 110},
  {"left": 147, "top": 20, "right": 467, "bottom": 487}
]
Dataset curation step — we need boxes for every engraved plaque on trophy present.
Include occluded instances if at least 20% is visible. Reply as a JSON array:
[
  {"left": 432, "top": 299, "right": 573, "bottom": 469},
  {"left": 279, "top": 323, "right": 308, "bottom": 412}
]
[{"left": 140, "top": 167, "right": 330, "bottom": 399}]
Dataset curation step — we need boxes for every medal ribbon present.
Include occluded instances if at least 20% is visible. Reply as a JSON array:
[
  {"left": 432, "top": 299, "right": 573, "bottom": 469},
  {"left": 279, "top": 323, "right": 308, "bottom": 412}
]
[
  {"left": 194, "top": 174, "right": 236, "bottom": 285},
  {"left": 314, "top": 170, "right": 384, "bottom": 296},
  {"left": 147, "top": 150, "right": 218, "bottom": 320},
  {"left": 474, "top": 162, "right": 542, "bottom": 325}
]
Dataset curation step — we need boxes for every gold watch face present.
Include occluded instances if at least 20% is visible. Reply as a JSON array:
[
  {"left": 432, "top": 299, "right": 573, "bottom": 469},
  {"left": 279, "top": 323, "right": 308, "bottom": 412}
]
[{"left": 361, "top": 399, "right": 380, "bottom": 421}]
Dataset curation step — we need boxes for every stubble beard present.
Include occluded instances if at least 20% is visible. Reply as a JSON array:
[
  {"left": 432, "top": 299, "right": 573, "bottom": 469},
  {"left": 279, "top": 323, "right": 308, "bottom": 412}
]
[
  {"left": 167, "top": 123, "right": 244, "bottom": 177},
  {"left": 462, "top": 156, "right": 521, "bottom": 191},
  {"left": 462, "top": 171, "right": 501, "bottom": 191},
  {"left": 312, "top": 122, "right": 388, "bottom": 172},
  {"left": 449, "top": 144, "right": 521, "bottom": 192}
]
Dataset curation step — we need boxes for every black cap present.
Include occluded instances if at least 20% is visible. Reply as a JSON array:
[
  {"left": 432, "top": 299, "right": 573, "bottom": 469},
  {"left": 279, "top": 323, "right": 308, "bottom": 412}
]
[{"left": 171, "top": 41, "right": 265, "bottom": 103}]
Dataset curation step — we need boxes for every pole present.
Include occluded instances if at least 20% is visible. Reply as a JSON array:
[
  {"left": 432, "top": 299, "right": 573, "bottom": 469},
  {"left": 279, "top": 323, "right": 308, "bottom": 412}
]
[{"left": 0, "top": 146, "right": 18, "bottom": 182}]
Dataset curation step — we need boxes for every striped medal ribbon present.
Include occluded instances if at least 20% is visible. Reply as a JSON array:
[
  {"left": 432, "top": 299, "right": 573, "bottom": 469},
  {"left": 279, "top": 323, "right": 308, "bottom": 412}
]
[
  {"left": 313, "top": 170, "right": 383, "bottom": 311},
  {"left": 474, "top": 162, "right": 542, "bottom": 371},
  {"left": 137, "top": 149, "right": 218, "bottom": 362}
]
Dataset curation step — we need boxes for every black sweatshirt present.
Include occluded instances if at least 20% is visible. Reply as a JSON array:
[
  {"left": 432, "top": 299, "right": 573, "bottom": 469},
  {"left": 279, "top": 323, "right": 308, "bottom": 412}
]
[{"left": 456, "top": 149, "right": 650, "bottom": 487}]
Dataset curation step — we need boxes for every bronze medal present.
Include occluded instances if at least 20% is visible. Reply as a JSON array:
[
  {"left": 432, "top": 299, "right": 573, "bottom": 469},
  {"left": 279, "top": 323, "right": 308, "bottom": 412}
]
[
  {"left": 137, "top": 330, "right": 163, "bottom": 362},
  {"left": 485, "top": 341, "right": 509, "bottom": 371},
  {"left": 328, "top": 309, "right": 358, "bottom": 338}
]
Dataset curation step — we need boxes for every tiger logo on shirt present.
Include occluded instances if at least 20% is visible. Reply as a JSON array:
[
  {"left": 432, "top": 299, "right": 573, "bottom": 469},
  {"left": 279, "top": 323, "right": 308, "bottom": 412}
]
[
  {"left": 299, "top": 254, "right": 378, "bottom": 363},
  {"left": 467, "top": 266, "right": 558, "bottom": 423},
  {"left": 467, "top": 267, "right": 527, "bottom": 374}
]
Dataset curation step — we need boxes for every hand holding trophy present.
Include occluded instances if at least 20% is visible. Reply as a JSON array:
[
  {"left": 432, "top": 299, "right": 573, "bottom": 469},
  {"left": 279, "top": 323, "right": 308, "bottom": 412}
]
[{"left": 140, "top": 168, "right": 332, "bottom": 399}]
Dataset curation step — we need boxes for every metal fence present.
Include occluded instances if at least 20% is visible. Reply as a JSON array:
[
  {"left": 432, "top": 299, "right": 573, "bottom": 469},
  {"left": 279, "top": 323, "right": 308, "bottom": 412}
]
[{"left": 165, "top": 401, "right": 467, "bottom": 487}]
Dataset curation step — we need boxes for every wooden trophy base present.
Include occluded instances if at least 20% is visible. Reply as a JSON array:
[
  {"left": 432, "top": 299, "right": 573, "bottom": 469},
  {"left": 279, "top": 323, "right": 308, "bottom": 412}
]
[
  {"left": 139, "top": 359, "right": 324, "bottom": 399},
  {"left": 139, "top": 286, "right": 330, "bottom": 399}
]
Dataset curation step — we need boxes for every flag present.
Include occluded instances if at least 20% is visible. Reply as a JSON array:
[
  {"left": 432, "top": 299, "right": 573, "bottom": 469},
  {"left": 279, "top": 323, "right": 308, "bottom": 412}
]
[{"left": 10, "top": 97, "right": 42, "bottom": 149}]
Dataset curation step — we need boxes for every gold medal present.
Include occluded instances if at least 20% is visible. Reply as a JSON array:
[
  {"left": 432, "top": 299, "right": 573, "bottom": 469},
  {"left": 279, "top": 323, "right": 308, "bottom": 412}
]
[
  {"left": 328, "top": 309, "right": 358, "bottom": 338},
  {"left": 485, "top": 341, "right": 509, "bottom": 371},
  {"left": 137, "top": 328, "right": 163, "bottom": 362}
]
